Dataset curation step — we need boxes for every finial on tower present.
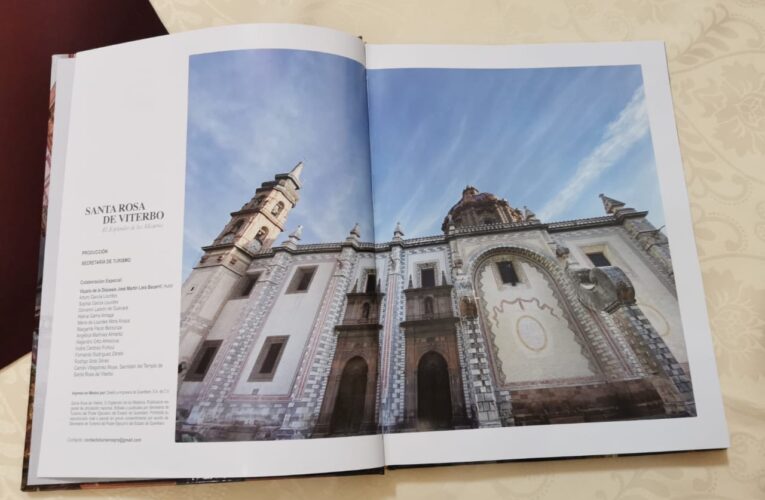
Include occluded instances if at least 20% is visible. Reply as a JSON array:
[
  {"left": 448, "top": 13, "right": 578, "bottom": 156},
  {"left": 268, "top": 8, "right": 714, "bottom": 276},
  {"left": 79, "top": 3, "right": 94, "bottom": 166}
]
[
  {"left": 462, "top": 185, "right": 479, "bottom": 197},
  {"left": 290, "top": 161, "right": 304, "bottom": 181},
  {"left": 599, "top": 194, "right": 635, "bottom": 216},
  {"left": 393, "top": 221, "right": 404, "bottom": 240},
  {"left": 345, "top": 222, "right": 361, "bottom": 244},
  {"left": 523, "top": 206, "right": 540, "bottom": 223},
  {"left": 283, "top": 224, "right": 303, "bottom": 250}
]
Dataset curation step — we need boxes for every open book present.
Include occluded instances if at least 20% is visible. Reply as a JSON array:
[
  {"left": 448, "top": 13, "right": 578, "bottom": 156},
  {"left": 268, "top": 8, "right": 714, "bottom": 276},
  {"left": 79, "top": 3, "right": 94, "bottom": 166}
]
[{"left": 24, "top": 24, "right": 728, "bottom": 491}]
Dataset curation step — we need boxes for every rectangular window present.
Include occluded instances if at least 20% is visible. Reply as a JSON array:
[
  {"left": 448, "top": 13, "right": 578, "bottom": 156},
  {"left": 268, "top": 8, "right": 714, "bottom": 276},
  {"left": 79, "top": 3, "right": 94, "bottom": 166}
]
[
  {"left": 587, "top": 251, "right": 611, "bottom": 267},
  {"left": 365, "top": 273, "right": 377, "bottom": 293},
  {"left": 185, "top": 340, "right": 222, "bottom": 382},
  {"left": 497, "top": 261, "right": 520, "bottom": 286},
  {"left": 420, "top": 267, "right": 436, "bottom": 288},
  {"left": 238, "top": 272, "right": 261, "bottom": 297},
  {"left": 286, "top": 266, "right": 317, "bottom": 293},
  {"left": 248, "top": 336, "right": 288, "bottom": 381}
]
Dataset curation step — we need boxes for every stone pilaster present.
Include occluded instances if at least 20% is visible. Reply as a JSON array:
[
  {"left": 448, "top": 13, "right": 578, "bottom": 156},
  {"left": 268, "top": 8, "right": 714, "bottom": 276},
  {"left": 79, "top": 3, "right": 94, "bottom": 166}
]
[
  {"left": 457, "top": 313, "right": 504, "bottom": 426},
  {"left": 452, "top": 256, "right": 503, "bottom": 427},
  {"left": 178, "top": 264, "right": 238, "bottom": 369},
  {"left": 612, "top": 304, "right": 695, "bottom": 416},
  {"left": 622, "top": 217, "right": 676, "bottom": 292},
  {"left": 186, "top": 252, "right": 290, "bottom": 426},
  {"left": 379, "top": 245, "right": 406, "bottom": 430}
]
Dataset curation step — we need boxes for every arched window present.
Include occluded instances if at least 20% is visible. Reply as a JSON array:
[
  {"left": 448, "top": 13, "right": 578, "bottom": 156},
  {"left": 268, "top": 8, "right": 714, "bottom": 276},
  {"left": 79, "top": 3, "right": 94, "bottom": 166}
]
[
  {"left": 361, "top": 302, "right": 371, "bottom": 320},
  {"left": 255, "top": 226, "right": 269, "bottom": 242},
  {"left": 271, "top": 201, "right": 285, "bottom": 217},
  {"left": 424, "top": 296, "right": 434, "bottom": 316}
]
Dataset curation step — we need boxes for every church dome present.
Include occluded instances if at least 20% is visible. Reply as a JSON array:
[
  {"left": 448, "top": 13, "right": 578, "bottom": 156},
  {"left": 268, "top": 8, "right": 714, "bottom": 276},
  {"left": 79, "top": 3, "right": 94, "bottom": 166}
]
[{"left": 441, "top": 186, "right": 524, "bottom": 232}]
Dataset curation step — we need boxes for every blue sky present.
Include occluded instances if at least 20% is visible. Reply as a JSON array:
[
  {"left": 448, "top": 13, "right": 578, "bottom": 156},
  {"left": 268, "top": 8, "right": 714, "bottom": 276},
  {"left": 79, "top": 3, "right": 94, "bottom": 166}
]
[
  {"left": 183, "top": 49, "right": 374, "bottom": 279},
  {"left": 367, "top": 65, "right": 666, "bottom": 240},
  {"left": 183, "top": 53, "right": 666, "bottom": 279}
]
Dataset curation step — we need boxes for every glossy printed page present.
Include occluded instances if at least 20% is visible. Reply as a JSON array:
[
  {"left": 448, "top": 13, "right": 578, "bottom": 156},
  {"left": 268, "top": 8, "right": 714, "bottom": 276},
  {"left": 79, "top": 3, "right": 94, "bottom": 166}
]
[
  {"left": 365, "top": 42, "right": 727, "bottom": 466},
  {"left": 176, "top": 45, "right": 378, "bottom": 446},
  {"left": 34, "top": 24, "right": 383, "bottom": 480}
]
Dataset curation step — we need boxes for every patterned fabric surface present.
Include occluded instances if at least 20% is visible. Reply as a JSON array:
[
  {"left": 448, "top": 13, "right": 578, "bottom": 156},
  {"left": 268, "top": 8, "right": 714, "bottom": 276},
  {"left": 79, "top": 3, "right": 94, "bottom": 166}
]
[{"left": 1, "top": 1, "right": 763, "bottom": 497}]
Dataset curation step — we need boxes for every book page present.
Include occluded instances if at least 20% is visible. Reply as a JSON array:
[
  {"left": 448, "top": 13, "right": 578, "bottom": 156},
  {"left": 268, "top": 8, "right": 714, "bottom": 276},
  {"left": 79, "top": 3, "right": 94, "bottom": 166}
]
[
  {"left": 34, "top": 24, "right": 382, "bottom": 480},
  {"left": 364, "top": 42, "right": 727, "bottom": 466}
]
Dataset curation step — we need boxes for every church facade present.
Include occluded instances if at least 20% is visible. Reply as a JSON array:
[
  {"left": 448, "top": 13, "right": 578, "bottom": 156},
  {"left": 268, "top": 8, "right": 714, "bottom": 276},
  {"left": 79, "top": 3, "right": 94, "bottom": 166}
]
[{"left": 175, "top": 163, "right": 695, "bottom": 441}]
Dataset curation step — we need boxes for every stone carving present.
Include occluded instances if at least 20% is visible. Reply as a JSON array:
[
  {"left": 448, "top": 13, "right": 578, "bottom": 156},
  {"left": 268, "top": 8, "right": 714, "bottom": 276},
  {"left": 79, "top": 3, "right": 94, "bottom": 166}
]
[
  {"left": 574, "top": 265, "right": 636, "bottom": 313},
  {"left": 388, "top": 252, "right": 398, "bottom": 273},
  {"left": 459, "top": 296, "right": 478, "bottom": 318},
  {"left": 554, "top": 242, "right": 570, "bottom": 259}
]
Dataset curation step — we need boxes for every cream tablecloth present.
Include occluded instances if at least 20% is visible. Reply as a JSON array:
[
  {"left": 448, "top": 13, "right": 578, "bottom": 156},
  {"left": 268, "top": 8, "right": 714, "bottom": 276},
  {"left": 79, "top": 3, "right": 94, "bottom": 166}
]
[{"left": 2, "top": 0, "right": 763, "bottom": 497}]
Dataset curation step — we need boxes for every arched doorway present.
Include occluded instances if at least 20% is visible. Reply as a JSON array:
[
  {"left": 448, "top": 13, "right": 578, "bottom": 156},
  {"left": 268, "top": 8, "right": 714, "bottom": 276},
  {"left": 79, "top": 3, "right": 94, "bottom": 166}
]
[
  {"left": 417, "top": 351, "right": 453, "bottom": 430},
  {"left": 330, "top": 356, "right": 368, "bottom": 435}
]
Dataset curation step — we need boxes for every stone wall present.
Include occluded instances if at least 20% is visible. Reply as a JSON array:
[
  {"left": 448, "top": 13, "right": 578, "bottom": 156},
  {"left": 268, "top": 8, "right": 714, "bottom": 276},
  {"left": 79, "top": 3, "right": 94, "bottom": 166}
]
[{"left": 177, "top": 214, "right": 696, "bottom": 440}]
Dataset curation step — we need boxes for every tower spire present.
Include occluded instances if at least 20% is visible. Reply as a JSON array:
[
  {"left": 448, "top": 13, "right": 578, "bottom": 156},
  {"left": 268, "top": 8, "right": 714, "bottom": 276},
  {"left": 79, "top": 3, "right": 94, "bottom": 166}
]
[{"left": 290, "top": 161, "right": 304, "bottom": 181}]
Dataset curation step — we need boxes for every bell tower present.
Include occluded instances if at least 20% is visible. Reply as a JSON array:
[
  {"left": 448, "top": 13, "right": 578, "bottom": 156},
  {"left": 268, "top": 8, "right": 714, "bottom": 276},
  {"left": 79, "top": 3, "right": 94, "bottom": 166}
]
[
  {"left": 207, "top": 161, "right": 302, "bottom": 255},
  {"left": 178, "top": 162, "right": 303, "bottom": 374}
]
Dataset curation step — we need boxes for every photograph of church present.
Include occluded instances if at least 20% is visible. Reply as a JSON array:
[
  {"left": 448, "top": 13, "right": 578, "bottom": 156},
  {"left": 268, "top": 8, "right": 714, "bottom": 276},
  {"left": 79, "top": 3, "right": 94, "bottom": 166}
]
[
  {"left": 174, "top": 49, "right": 695, "bottom": 442},
  {"left": 175, "top": 160, "right": 695, "bottom": 441}
]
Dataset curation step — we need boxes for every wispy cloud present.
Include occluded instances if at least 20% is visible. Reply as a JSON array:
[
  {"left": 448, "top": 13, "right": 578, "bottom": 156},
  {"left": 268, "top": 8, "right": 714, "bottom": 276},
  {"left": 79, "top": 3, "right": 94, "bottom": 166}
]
[
  {"left": 182, "top": 50, "right": 374, "bottom": 278},
  {"left": 538, "top": 86, "right": 649, "bottom": 220},
  {"left": 367, "top": 65, "right": 659, "bottom": 239}
]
